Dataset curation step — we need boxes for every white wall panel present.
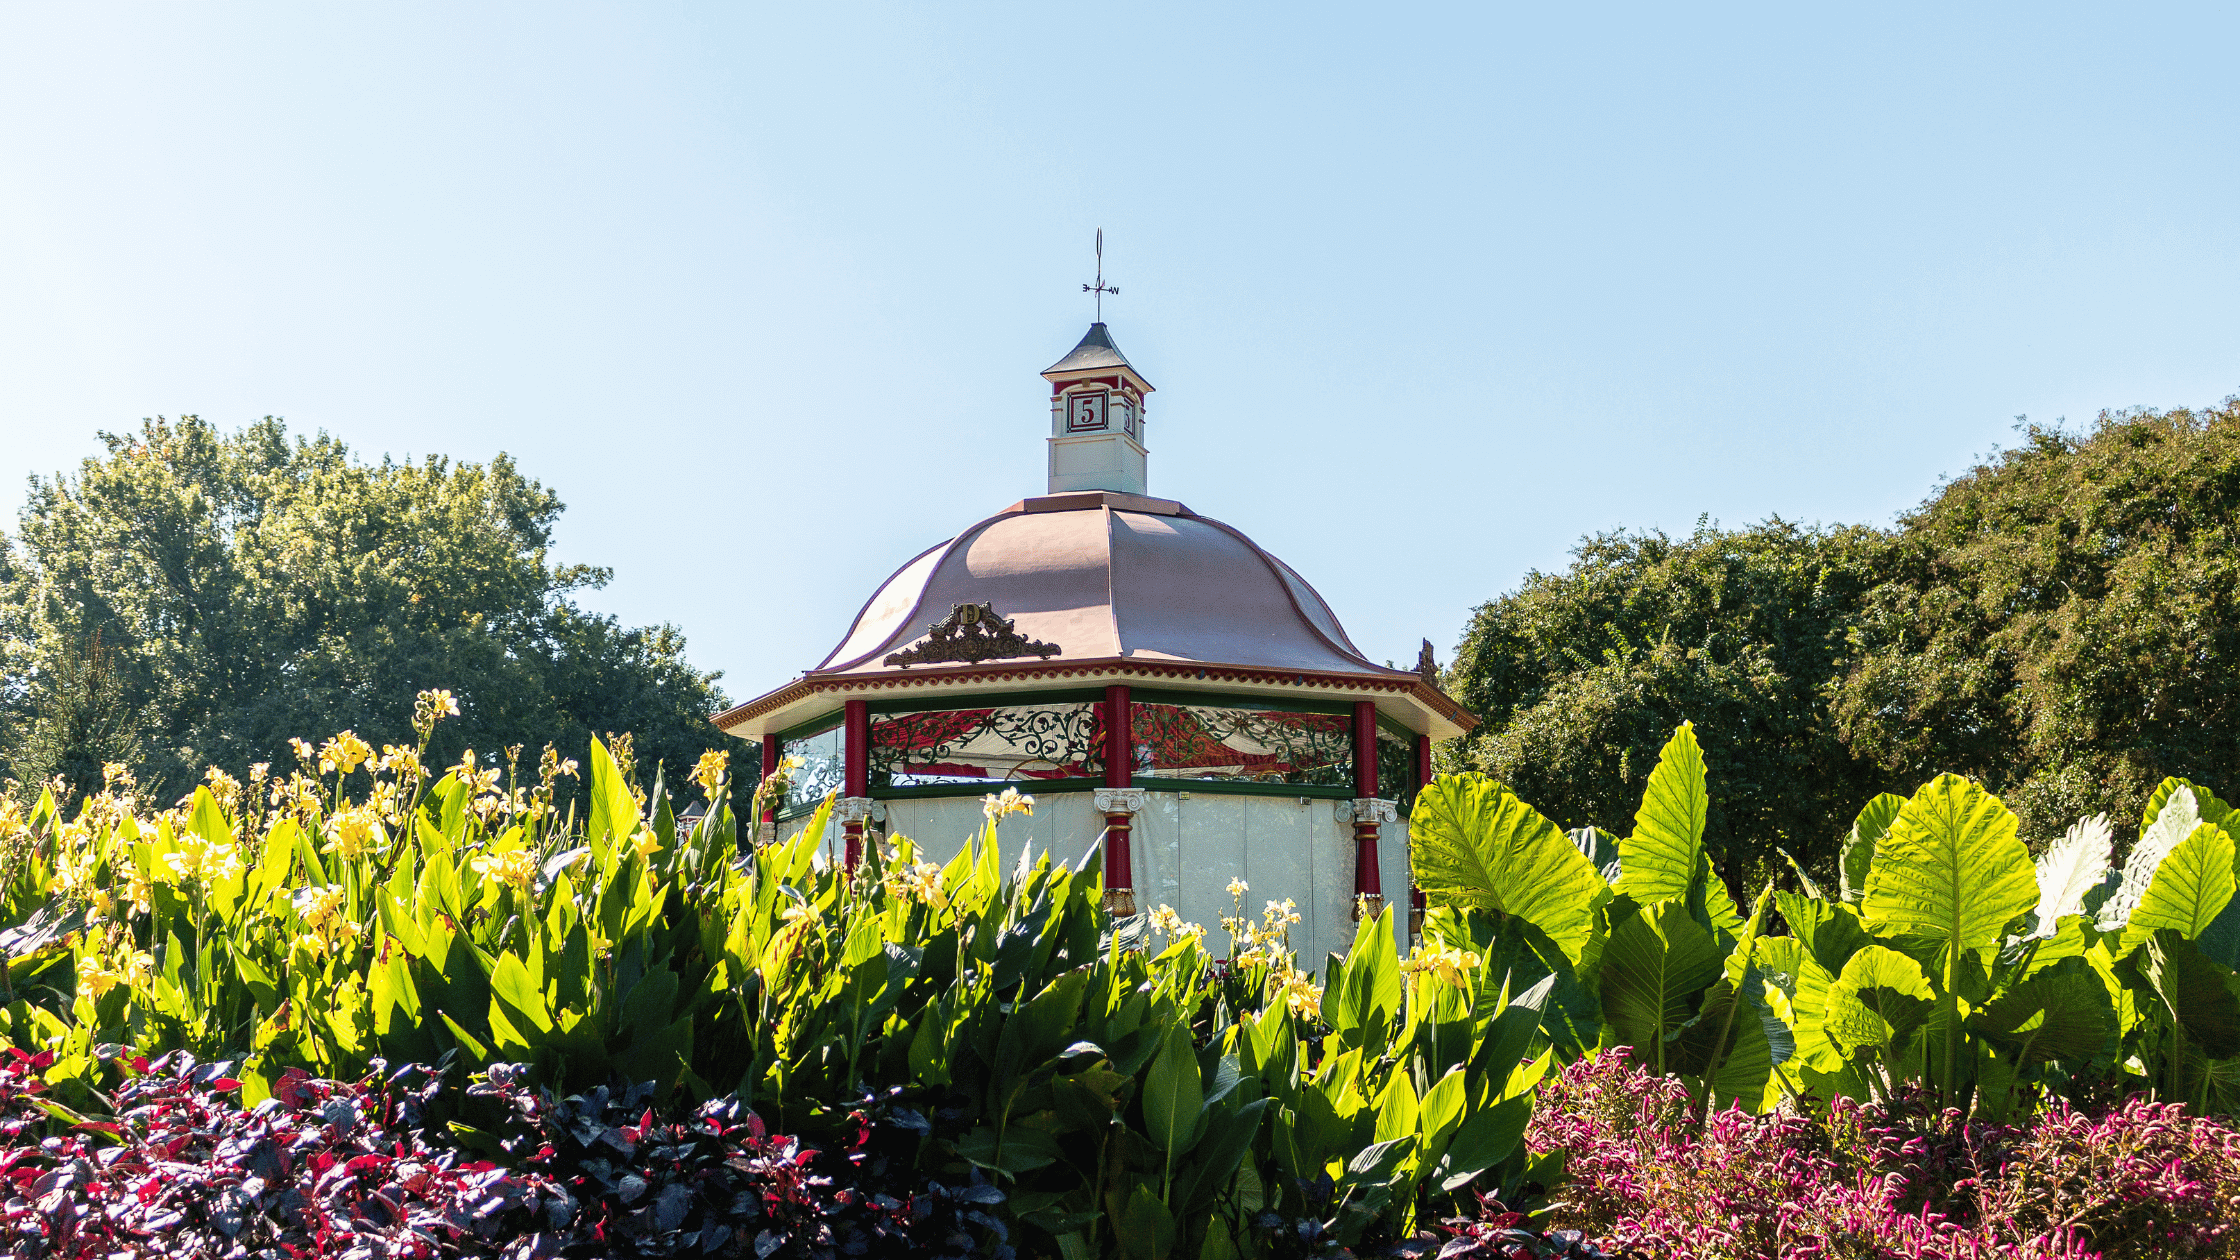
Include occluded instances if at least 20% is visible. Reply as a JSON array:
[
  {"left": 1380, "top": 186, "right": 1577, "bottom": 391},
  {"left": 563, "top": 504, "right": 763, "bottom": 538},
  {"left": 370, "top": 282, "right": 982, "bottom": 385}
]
[{"left": 773, "top": 789, "right": 1411, "bottom": 969}]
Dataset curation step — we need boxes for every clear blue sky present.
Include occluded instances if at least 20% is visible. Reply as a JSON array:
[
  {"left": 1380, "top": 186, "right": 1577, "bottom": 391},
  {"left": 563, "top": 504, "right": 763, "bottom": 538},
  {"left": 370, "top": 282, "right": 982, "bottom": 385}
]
[{"left": 4, "top": 4, "right": 2236, "bottom": 709}]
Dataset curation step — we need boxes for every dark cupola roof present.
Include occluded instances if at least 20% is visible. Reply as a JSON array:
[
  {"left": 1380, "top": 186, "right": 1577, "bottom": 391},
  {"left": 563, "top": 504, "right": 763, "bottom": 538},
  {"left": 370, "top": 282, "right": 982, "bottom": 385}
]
[{"left": 1042, "top": 322, "right": 1135, "bottom": 374}]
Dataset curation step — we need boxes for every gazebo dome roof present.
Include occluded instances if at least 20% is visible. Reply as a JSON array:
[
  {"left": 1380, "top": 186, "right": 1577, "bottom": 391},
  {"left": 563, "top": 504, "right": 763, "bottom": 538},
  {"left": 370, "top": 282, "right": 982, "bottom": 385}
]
[{"left": 713, "top": 490, "right": 1474, "bottom": 742}]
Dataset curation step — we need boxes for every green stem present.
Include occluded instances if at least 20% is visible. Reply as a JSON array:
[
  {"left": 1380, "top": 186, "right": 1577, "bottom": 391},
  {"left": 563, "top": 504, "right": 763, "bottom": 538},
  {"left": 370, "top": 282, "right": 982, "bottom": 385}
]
[{"left": 1941, "top": 941, "right": 1960, "bottom": 1110}]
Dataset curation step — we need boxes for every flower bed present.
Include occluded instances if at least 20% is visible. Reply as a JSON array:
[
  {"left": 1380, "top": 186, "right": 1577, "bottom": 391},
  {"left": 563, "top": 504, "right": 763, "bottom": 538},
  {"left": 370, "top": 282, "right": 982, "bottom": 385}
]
[{"left": 1528, "top": 1050, "right": 2240, "bottom": 1260}]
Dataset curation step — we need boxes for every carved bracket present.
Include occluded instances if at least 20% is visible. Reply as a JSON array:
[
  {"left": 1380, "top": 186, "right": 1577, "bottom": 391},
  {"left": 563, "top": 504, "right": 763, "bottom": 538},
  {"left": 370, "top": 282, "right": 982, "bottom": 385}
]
[{"left": 885, "top": 603, "right": 1061, "bottom": 667}]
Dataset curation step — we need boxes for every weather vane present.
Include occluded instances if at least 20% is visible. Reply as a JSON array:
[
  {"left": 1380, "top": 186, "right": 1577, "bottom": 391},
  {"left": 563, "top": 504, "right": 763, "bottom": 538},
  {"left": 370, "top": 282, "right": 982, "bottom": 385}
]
[{"left": 1083, "top": 227, "right": 1118, "bottom": 321}]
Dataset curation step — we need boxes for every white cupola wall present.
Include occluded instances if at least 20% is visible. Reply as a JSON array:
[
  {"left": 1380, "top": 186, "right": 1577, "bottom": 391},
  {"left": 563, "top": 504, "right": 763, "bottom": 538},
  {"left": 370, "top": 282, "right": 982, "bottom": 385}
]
[{"left": 1042, "top": 323, "right": 1154, "bottom": 495}]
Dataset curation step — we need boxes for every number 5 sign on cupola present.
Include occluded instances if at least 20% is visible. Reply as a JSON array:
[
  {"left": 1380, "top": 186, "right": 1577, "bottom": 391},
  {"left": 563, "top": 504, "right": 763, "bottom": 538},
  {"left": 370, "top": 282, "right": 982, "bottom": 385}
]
[{"left": 1066, "top": 390, "right": 1109, "bottom": 432}]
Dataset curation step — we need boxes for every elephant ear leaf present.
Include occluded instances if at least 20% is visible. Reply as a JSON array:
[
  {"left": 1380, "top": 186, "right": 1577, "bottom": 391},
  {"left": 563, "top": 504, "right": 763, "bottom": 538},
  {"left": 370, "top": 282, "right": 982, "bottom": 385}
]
[
  {"left": 1861, "top": 774, "right": 2034, "bottom": 951},
  {"left": 2141, "top": 930, "right": 2240, "bottom": 1060},
  {"left": 1617, "top": 723, "right": 1708, "bottom": 908},
  {"left": 2031, "top": 814, "right": 2114, "bottom": 937},
  {"left": 1594, "top": 900, "right": 1722, "bottom": 1065},
  {"left": 2104, "top": 787, "right": 2203, "bottom": 931},
  {"left": 1839, "top": 794, "right": 1905, "bottom": 904},
  {"left": 2142, "top": 778, "right": 2234, "bottom": 840},
  {"left": 1970, "top": 956, "right": 2115, "bottom": 1064},
  {"left": 2119, "top": 823, "right": 2237, "bottom": 956},
  {"left": 1824, "top": 945, "right": 1935, "bottom": 1056},
  {"left": 1411, "top": 775, "right": 1609, "bottom": 964}
]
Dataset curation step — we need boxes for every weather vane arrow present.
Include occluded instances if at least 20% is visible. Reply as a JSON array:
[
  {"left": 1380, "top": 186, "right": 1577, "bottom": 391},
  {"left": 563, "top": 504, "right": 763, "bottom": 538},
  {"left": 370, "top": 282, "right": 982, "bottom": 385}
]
[{"left": 1083, "top": 227, "right": 1118, "bottom": 320}]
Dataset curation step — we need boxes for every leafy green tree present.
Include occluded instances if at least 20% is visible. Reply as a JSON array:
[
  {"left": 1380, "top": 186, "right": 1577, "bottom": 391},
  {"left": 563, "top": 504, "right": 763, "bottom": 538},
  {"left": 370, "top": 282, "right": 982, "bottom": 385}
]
[
  {"left": 1, "top": 628, "right": 143, "bottom": 803},
  {"left": 1832, "top": 400, "right": 2240, "bottom": 842},
  {"left": 1444, "top": 517, "right": 1895, "bottom": 880},
  {"left": 1, "top": 416, "right": 745, "bottom": 805}
]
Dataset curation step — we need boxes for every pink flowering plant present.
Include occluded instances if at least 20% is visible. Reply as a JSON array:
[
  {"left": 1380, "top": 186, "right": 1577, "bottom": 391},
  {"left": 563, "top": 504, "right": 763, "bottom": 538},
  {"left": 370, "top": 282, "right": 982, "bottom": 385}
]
[{"left": 1526, "top": 1048, "right": 2240, "bottom": 1259}]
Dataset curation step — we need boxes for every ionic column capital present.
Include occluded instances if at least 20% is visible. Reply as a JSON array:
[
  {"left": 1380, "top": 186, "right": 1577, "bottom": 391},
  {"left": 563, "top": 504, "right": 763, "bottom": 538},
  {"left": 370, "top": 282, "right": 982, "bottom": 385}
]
[
  {"left": 833, "top": 796, "right": 883, "bottom": 824},
  {"left": 1094, "top": 787, "right": 1149, "bottom": 815},
  {"left": 1341, "top": 798, "right": 1398, "bottom": 826}
]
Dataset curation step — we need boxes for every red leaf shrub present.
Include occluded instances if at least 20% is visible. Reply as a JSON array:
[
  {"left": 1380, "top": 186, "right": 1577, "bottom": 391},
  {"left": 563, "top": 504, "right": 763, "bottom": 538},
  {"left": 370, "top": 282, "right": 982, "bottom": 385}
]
[
  {"left": 1527, "top": 1050, "right": 2240, "bottom": 1260},
  {"left": 0, "top": 1047, "right": 563, "bottom": 1258},
  {"left": 0, "top": 1049, "right": 1001, "bottom": 1259}
]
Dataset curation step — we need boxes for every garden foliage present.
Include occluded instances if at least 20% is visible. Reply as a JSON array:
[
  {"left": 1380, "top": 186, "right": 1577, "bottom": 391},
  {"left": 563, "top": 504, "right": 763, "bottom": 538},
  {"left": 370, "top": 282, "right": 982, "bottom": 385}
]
[
  {"left": 0, "top": 694, "right": 1560, "bottom": 1258},
  {"left": 1416, "top": 720, "right": 2240, "bottom": 1122},
  {"left": 4, "top": 689, "right": 2240, "bottom": 1254}
]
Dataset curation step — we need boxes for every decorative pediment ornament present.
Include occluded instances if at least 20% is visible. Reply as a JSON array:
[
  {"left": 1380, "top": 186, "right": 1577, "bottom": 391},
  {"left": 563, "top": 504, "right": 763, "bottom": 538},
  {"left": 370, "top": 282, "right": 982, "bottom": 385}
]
[
  {"left": 884, "top": 603, "right": 1061, "bottom": 668},
  {"left": 1416, "top": 638, "right": 1439, "bottom": 686}
]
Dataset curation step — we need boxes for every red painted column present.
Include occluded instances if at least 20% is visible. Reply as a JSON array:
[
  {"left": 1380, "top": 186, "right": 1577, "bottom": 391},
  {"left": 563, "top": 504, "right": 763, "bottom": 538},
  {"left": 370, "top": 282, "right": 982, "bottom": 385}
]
[
  {"left": 1411, "top": 733, "right": 1432, "bottom": 940},
  {"left": 758, "top": 735, "right": 781, "bottom": 843},
  {"left": 1101, "top": 685, "right": 1137, "bottom": 916},
  {"left": 842, "top": 699, "right": 869, "bottom": 869},
  {"left": 1351, "top": 701, "right": 1384, "bottom": 921}
]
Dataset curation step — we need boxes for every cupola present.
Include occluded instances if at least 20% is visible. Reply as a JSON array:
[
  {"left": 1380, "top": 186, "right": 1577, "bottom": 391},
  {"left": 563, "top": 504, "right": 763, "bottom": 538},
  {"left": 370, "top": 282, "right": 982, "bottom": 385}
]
[{"left": 1043, "top": 323, "right": 1153, "bottom": 495}]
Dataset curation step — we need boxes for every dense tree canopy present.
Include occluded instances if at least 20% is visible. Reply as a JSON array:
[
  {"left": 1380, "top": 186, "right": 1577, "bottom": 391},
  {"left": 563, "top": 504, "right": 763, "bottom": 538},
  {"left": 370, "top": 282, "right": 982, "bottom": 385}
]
[
  {"left": 1445, "top": 518, "right": 1895, "bottom": 881},
  {"left": 1, "top": 416, "right": 743, "bottom": 805},
  {"left": 1833, "top": 400, "right": 2240, "bottom": 842},
  {"left": 1446, "top": 396, "right": 2240, "bottom": 878}
]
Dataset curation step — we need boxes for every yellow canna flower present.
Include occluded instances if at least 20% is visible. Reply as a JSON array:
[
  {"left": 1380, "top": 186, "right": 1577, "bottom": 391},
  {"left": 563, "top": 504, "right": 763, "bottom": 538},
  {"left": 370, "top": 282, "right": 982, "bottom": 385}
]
[
  {"left": 1401, "top": 945, "right": 1481, "bottom": 988},
  {"left": 469, "top": 848, "right": 538, "bottom": 891},
  {"left": 323, "top": 806, "right": 386, "bottom": 859},
  {"left": 982, "top": 787, "right": 1034, "bottom": 822},
  {"left": 691, "top": 750, "right": 729, "bottom": 799},
  {"left": 319, "top": 731, "right": 375, "bottom": 777}
]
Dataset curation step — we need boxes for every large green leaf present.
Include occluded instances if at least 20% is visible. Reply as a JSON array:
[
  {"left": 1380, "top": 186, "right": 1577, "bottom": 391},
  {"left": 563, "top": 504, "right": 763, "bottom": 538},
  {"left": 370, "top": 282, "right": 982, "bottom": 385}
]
[
  {"left": 1672, "top": 975, "right": 1781, "bottom": 1112},
  {"left": 1839, "top": 794, "right": 1906, "bottom": 904},
  {"left": 587, "top": 735, "right": 641, "bottom": 851},
  {"left": 1334, "top": 905, "right": 1401, "bottom": 1055},
  {"left": 1411, "top": 775, "right": 1610, "bottom": 963},
  {"left": 1824, "top": 945, "right": 1934, "bottom": 1056},
  {"left": 1142, "top": 1021, "right": 1203, "bottom": 1163},
  {"left": 2031, "top": 814, "right": 2113, "bottom": 936},
  {"left": 1861, "top": 774, "right": 2034, "bottom": 951},
  {"left": 1755, "top": 936, "right": 1840, "bottom": 1070},
  {"left": 1596, "top": 900, "right": 1722, "bottom": 1069},
  {"left": 2121, "top": 822, "right": 2237, "bottom": 955},
  {"left": 1775, "top": 892, "right": 1872, "bottom": 978},
  {"left": 2142, "top": 777, "right": 2234, "bottom": 839},
  {"left": 2141, "top": 930, "right": 2240, "bottom": 1060},
  {"left": 1970, "top": 956, "right": 2116, "bottom": 1063},
  {"left": 1618, "top": 723, "right": 1709, "bottom": 908},
  {"left": 2103, "top": 786, "right": 2203, "bottom": 930}
]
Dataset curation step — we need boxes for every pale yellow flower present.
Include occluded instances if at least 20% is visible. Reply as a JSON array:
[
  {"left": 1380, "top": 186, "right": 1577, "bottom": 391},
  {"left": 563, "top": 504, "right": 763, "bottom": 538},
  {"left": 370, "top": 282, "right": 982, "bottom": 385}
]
[
  {"left": 982, "top": 787, "right": 1034, "bottom": 822},
  {"left": 884, "top": 860, "right": 949, "bottom": 910},
  {"left": 1278, "top": 974, "right": 1321, "bottom": 1020},
  {"left": 319, "top": 731, "right": 375, "bottom": 777},
  {"left": 296, "top": 884, "right": 347, "bottom": 930},
  {"left": 691, "top": 750, "right": 729, "bottom": 799},
  {"left": 289, "top": 737, "right": 317, "bottom": 766},
  {"left": 469, "top": 848, "right": 538, "bottom": 891},
  {"left": 78, "top": 955, "right": 122, "bottom": 1000},
  {"left": 630, "top": 828, "right": 662, "bottom": 862},
  {"left": 323, "top": 807, "right": 386, "bottom": 859},
  {"left": 1401, "top": 945, "right": 1481, "bottom": 988},
  {"left": 1227, "top": 877, "right": 1250, "bottom": 898}
]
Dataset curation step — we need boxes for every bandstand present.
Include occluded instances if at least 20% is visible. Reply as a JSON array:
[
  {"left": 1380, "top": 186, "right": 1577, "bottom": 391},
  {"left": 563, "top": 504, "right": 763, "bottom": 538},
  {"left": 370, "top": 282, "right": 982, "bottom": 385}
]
[{"left": 711, "top": 321, "right": 1476, "bottom": 963}]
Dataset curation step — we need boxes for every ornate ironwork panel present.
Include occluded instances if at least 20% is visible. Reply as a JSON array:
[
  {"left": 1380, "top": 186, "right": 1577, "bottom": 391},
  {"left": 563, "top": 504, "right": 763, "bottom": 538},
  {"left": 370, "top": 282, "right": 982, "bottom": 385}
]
[
  {"left": 1130, "top": 703, "right": 1352, "bottom": 786},
  {"left": 869, "top": 701, "right": 1104, "bottom": 784}
]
